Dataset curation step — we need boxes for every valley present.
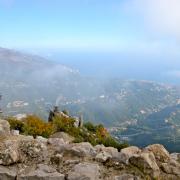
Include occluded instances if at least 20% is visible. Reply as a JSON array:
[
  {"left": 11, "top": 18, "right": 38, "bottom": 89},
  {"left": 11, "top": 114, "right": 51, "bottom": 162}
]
[{"left": 0, "top": 47, "right": 180, "bottom": 152}]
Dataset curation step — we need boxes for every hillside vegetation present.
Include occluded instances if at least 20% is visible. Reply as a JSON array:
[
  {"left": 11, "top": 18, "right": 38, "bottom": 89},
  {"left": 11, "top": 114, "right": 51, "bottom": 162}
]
[{"left": 7, "top": 113, "right": 128, "bottom": 151}]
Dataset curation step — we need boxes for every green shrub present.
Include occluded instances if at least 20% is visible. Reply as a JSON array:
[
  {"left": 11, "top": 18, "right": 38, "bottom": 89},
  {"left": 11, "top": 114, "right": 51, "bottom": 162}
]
[
  {"left": 84, "top": 122, "right": 97, "bottom": 132},
  {"left": 7, "top": 117, "right": 25, "bottom": 133},
  {"left": 53, "top": 115, "right": 75, "bottom": 133},
  {"left": 100, "top": 136, "right": 129, "bottom": 151}
]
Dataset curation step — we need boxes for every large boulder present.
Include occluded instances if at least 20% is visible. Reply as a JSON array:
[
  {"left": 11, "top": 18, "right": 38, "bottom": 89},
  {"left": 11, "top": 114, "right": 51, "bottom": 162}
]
[
  {"left": 121, "top": 146, "right": 141, "bottom": 158},
  {"left": 95, "top": 145, "right": 118, "bottom": 156},
  {"left": 67, "top": 162, "right": 100, "bottom": 180},
  {"left": 0, "top": 120, "right": 10, "bottom": 136},
  {"left": 48, "top": 138, "right": 66, "bottom": 146},
  {"left": 0, "top": 165, "right": 17, "bottom": 180},
  {"left": 161, "top": 159, "right": 180, "bottom": 176},
  {"left": 0, "top": 139, "right": 19, "bottom": 165},
  {"left": 19, "top": 139, "right": 47, "bottom": 164},
  {"left": 95, "top": 146, "right": 118, "bottom": 163},
  {"left": 111, "top": 152, "right": 131, "bottom": 165},
  {"left": 17, "top": 164, "right": 65, "bottom": 180},
  {"left": 67, "top": 142, "right": 96, "bottom": 157},
  {"left": 116, "top": 146, "right": 141, "bottom": 165},
  {"left": 129, "top": 152, "right": 160, "bottom": 178},
  {"left": 47, "top": 137, "right": 68, "bottom": 153},
  {"left": 36, "top": 136, "right": 48, "bottom": 144},
  {"left": 95, "top": 151, "right": 112, "bottom": 163},
  {"left": 50, "top": 132, "right": 74, "bottom": 143},
  {"left": 145, "top": 144, "right": 170, "bottom": 163},
  {"left": 94, "top": 144, "right": 105, "bottom": 152}
]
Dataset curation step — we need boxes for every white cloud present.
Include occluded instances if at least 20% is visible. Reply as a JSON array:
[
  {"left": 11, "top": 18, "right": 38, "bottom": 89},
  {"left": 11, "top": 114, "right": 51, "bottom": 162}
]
[{"left": 124, "top": 0, "right": 180, "bottom": 38}]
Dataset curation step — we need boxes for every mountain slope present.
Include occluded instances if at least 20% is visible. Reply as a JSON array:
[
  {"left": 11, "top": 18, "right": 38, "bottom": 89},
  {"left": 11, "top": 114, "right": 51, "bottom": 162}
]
[
  {"left": 0, "top": 47, "right": 180, "bottom": 124},
  {"left": 1, "top": 47, "right": 180, "bottom": 151}
]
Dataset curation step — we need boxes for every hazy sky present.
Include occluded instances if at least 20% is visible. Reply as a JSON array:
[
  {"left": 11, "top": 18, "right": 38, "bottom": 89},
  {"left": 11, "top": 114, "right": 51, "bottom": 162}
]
[{"left": 0, "top": 0, "right": 180, "bottom": 54}]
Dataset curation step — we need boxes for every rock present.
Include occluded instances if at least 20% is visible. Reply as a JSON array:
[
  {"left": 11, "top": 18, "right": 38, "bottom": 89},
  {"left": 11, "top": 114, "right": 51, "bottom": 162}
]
[
  {"left": 68, "top": 142, "right": 96, "bottom": 157},
  {"left": 48, "top": 138, "right": 66, "bottom": 146},
  {"left": 36, "top": 136, "right": 48, "bottom": 144},
  {"left": 114, "top": 174, "right": 141, "bottom": 180},
  {"left": 121, "top": 146, "right": 141, "bottom": 157},
  {"left": 47, "top": 138, "right": 67, "bottom": 153},
  {"left": 129, "top": 152, "right": 160, "bottom": 178},
  {"left": 95, "top": 151, "right": 112, "bottom": 162},
  {"left": 26, "top": 136, "right": 34, "bottom": 140},
  {"left": 103, "top": 147, "right": 118, "bottom": 156},
  {"left": 145, "top": 144, "right": 170, "bottom": 163},
  {"left": 0, "top": 120, "right": 10, "bottom": 136},
  {"left": 67, "top": 162, "right": 100, "bottom": 180},
  {"left": 94, "top": 144, "right": 105, "bottom": 152},
  {"left": 111, "top": 152, "right": 130, "bottom": 164},
  {"left": 50, "top": 132, "right": 74, "bottom": 143},
  {"left": 0, "top": 165, "right": 17, "bottom": 180},
  {"left": 0, "top": 139, "right": 19, "bottom": 165},
  {"left": 11, "top": 130, "right": 19, "bottom": 136},
  {"left": 161, "top": 159, "right": 180, "bottom": 176},
  {"left": 0, "top": 129, "right": 178, "bottom": 180},
  {"left": 19, "top": 139, "right": 47, "bottom": 163},
  {"left": 95, "top": 146, "right": 118, "bottom": 163},
  {"left": 17, "top": 164, "right": 65, "bottom": 180},
  {"left": 170, "top": 153, "right": 180, "bottom": 162},
  {"left": 117, "top": 146, "right": 141, "bottom": 165},
  {"left": 50, "top": 153, "right": 63, "bottom": 165},
  {"left": 95, "top": 145, "right": 118, "bottom": 156},
  {"left": 47, "top": 137, "right": 68, "bottom": 153}
]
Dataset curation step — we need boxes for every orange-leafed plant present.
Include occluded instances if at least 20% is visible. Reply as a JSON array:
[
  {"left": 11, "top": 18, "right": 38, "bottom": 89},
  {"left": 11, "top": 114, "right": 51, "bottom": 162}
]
[{"left": 23, "top": 115, "right": 54, "bottom": 138}]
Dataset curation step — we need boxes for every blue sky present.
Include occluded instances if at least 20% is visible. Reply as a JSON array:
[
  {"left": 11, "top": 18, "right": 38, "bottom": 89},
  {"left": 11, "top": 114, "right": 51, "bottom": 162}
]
[
  {"left": 0, "top": 0, "right": 161, "bottom": 51},
  {"left": 0, "top": 0, "right": 180, "bottom": 58},
  {"left": 1, "top": 0, "right": 180, "bottom": 82}
]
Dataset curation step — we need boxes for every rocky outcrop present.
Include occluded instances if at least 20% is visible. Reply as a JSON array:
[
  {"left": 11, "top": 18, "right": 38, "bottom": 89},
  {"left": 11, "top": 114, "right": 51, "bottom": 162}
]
[
  {"left": 95, "top": 145, "right": 118, "bottom": 163},
  {"left": 66, "top": 142, "right": 97, "bottom": 157},
  {"left": 67, "top": 162, "right": 100, "bottom": 180},
  {"left": 0, "top": 166, "right": 17, "bottom": 180},
  {"left": 129, "top": 152, "right": 160, "bottom": 178},
  {"left": 19, "top": 138, "right": 48, "bottom": 164},
  {"left": 0, "top": 119, "right": 10, "bottom": 136},
  {"left": 17, "top": 164, "right": 65, "bottom": 180},
  {"left": 0, "top": 120, "right": 179, "bottom": 180},
  {"left": 145, "top": 144, "right": 170, "bottom": 163},
  {"left": 121, "top": 146, "right": 141, "bottom": 158},
  {"left": 0, "top": 139, "right": 19, "bottom": 165},
  {"left": 50, "top": 132, "right": 74, "bottom": 143}
]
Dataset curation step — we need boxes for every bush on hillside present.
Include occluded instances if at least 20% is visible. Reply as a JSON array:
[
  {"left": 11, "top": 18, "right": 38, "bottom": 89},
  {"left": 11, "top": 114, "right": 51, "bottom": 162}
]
[
  {"left": 99, "top": 136, "right": 129, "bottom": 151},
  {"left": 84, "top": 122, "right": 97, "bottom": 132},
  {"left": 7, "top": 117, "right": 25, "bottom": 133},
  {"left": 7, "top": 113, "right": 128, "bottom": 151},
  {"left": 53, "top": 115, "right": 75, "bottom": 132},
  {"left": 23, "top": 115, "right": 54, "bottom": 138}
]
